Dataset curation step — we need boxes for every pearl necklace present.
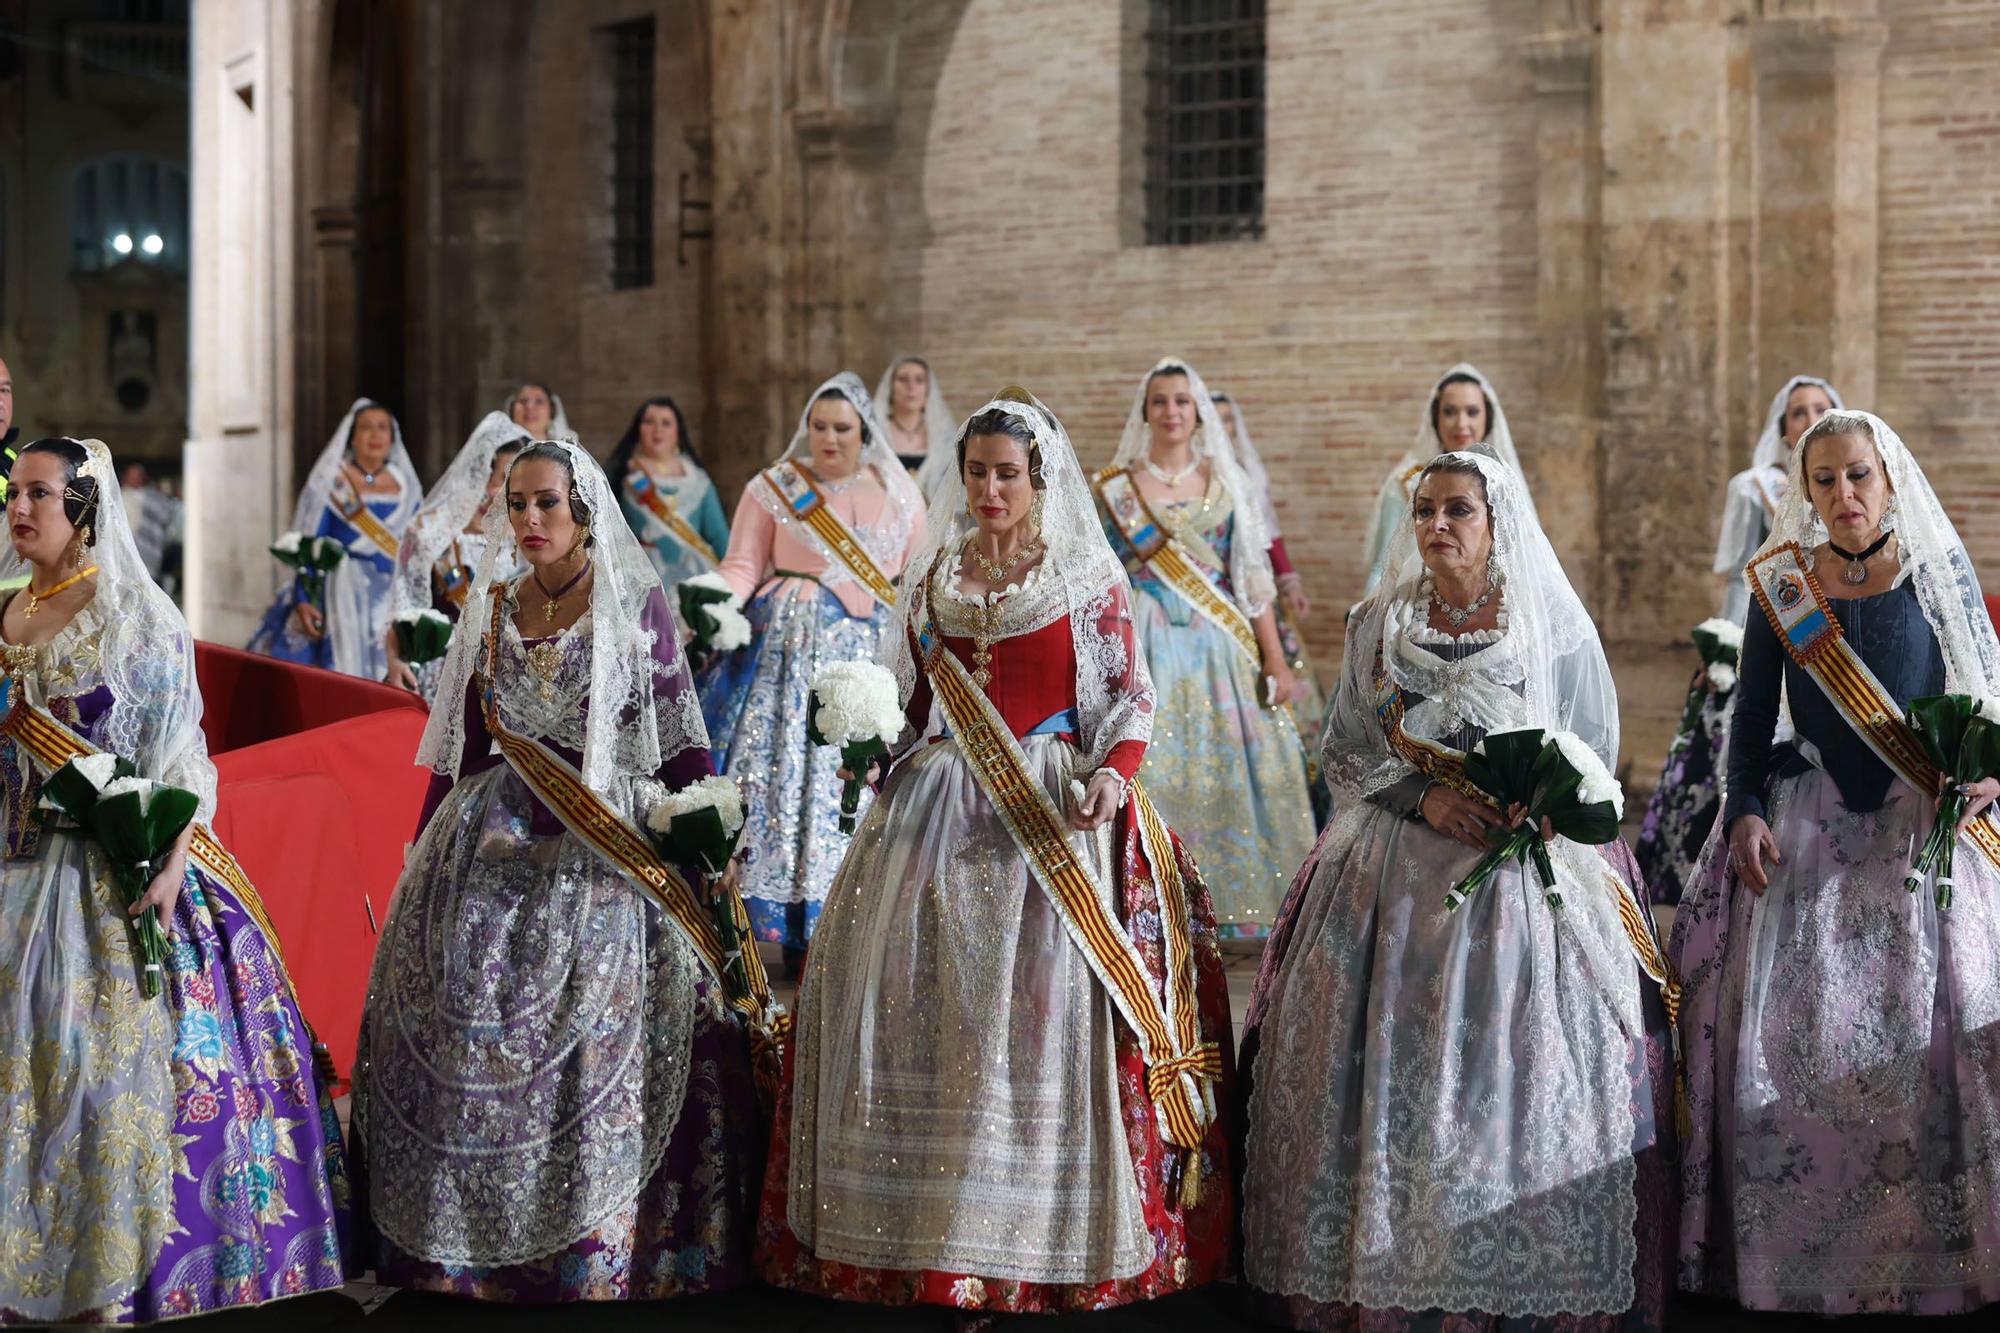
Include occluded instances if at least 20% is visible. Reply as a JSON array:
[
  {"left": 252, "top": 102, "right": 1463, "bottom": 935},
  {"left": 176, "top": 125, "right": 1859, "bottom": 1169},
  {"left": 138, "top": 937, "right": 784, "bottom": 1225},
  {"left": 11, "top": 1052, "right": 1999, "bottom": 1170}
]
[{"left": 1141, "top": 453, "right": 1201, "bottom": 487}]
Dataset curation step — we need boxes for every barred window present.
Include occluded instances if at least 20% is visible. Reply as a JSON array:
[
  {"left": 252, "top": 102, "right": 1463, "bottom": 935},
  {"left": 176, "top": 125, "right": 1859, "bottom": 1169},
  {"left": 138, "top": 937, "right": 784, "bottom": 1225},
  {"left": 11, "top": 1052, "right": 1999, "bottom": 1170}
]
[
  {"left": 1144, "top": 0, "right": 1266, "bottom": 246},
  {"left": 607, "top": 17, "right": 655, "bottom": 290}
]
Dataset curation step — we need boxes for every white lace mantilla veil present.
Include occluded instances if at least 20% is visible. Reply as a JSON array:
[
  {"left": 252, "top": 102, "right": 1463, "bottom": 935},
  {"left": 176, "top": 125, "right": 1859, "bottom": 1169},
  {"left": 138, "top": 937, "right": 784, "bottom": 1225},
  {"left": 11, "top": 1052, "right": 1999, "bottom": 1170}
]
[
  {"left": 392, "top": 410, "right": 525, "bottom": 618},
  {"left": 884, "top": 388, "right": 1154, "bottom": 770},
  {"left": 872, "top": 354, "right": 959, "bottom": 505},
  {"left": 1760, "top": 409, "right": 2000, "bottom": 697},
  {"left": 1327, "top": 449, "right": 1638, "bottom": 1030},
  {"left": 1110, "top": 356, "right": 1278, "bottom": 616},
  {"left": 0, "top": 439, "right": 219, "bottom": 822},
  {"left": 415, "top": 439, "right": 709, "bottom": 793},
  {"left": 290, "top": 397, "right": 423, "bottom": 536},
  {"left": 1215, "top": 393, "right": 1283, "bottom": 541},
  {"left": 503, "top": 385, "right": 576, "bottom": 444},
  {"left": 752, "top": 371, "right": 926, "bottom": 599},
  {"left": 1713, "top": 374, "right": 1845, "bottom": 578}
]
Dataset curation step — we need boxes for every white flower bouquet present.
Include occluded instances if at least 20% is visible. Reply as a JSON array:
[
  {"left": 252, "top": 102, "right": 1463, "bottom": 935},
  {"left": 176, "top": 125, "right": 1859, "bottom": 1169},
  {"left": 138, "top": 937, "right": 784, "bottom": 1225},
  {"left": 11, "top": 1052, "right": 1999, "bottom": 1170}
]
[
  {"left": 646, "top": 774, "right": 753, "bottom": 999},
  {"left": 806, "top": 660, "right": 903, "bottom": 833},
  {"left": 40, "top": 755, "right": 200, "bottom": 998},
  {"left": 1681, "top": 617, "right": 1746, "bottom": 730},
  {"left": 271, "top": 531, "right": 346, "bottom": 615},
  {"left": 677, "top": 572, "right": 751, "bottom": 667},
  {"left": 392, "top": 607, "right": 455, "bottom": 666},
  {"left": 1446, "top": 727, "right": 1627, "bottom": 911}
]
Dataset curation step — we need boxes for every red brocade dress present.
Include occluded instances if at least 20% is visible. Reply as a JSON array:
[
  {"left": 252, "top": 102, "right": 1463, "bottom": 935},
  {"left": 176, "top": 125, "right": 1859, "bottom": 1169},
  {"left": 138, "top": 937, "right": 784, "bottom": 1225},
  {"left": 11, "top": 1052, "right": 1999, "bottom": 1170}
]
[{"left": 756, "top": 567, "right": 1237, "bottom": 1313}]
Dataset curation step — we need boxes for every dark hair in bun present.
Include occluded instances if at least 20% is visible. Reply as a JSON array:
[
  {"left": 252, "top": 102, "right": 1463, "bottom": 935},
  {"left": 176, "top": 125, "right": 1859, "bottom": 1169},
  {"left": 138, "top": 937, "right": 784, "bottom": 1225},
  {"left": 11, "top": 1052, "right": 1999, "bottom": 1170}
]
[{"left": 21, "top": 437, "right": 100, "bottom": 544}]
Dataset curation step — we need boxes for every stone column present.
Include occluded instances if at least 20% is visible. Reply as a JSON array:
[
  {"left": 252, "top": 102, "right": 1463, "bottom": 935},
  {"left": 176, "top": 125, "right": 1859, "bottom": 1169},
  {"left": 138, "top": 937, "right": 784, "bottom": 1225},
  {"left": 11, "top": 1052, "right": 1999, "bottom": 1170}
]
[{"left": 1752, "top": 2, "right": 1885, "bottom": 406}]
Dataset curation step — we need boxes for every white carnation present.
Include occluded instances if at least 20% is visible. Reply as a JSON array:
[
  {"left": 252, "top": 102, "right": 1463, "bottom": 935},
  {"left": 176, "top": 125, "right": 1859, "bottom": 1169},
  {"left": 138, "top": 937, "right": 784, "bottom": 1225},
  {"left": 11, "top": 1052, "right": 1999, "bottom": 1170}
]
[
  {"left": 707, "top": 603, "right": 751, "bottom": 652},
  {"left": 809, "top": 661, "right": 903, "bottom": 746},
  {"left": 99, "top": 774, "right": 162, "bottom": 814},
  {"left": 270, "top": 531, "right": 303, "bottom": 557},
  {"left": 393, "top": 607, "right": 452, "bottom": 629},
  {"left": 682, "top": 571, "right": 738, "bottom": 602},
  {"left": 1706, "top": 662, "right": 1738, "bottom": 693},
  {"left": 1974, "top": 696, "right": 2000, "bottom": 724},
  {"left": 70, "top": 752, "right": 122, "bottom": 791},
  {"left": 646, "top": 775, "right": 745, "bottom": 837},
  {"left": 1549, "top": 729, "right": 1624, "bottom": 818},
  {"left": 1694, "top": 618, "right": 1744, "bottom": 650}
]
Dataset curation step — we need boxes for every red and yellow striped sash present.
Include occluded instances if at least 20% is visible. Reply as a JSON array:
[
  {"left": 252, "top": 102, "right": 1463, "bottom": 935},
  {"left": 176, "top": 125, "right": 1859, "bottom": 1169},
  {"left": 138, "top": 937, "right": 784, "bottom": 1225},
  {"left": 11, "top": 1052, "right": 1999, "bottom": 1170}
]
[
  {"left": 917, "top": 599, "right": 1218, "bottom": 1151},
  {"left": 1374, "top": 677, "right": 1493, "bottom": 807},
  {"left": 760, "top": 462, "right": 897, "bottom": 607},
  {"left": 1093, "top": 466, "right": 1261, "bottom": 668},
  {"left": 480, "top": 592, "right": 787, "bottom": 1049},
  {"left": 1748, "top": 542, "right": 2000, "bottom": 871},
  {"left": 338, "top": 494, "right": 402, "bottom": 560},
  {"left": 627, "top": 475, "right": 720, "bottom": 568}
]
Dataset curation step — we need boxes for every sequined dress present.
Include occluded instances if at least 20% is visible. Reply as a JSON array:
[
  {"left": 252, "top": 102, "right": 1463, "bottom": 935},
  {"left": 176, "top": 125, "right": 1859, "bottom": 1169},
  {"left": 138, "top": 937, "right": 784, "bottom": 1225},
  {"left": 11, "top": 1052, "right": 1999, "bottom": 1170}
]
[
  {"left": 0, "top": 601, "right": 352, "bottom": 1325},
  {"left": 1100, "top": 474, "right": 1315, "bottom": 940},
  {"left": 248, "top": 489, "right": 409, "bottom": 680},
  {"left": 698, "top": 471, "right": 923, "bottom": 953},
  {"left": 348, "top": 584, "right": 767, "bottom": 1303},
  {"left": 756, "top": 561, "right": 1237, "bottom": 1312},
  {"left": 1673, "top": 578, "right": 2000, "bottom": 1315},
  {"left": 1240, "top": 622, "right": 1676, "bottom": 1333}
]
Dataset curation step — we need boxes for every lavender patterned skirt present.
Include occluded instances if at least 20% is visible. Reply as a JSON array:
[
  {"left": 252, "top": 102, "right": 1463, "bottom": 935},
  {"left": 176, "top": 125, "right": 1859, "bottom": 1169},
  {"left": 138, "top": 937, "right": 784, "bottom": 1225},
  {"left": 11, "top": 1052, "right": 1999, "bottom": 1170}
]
[
  {"left": 0, "top": 834, "right": 351, "bottom": 1325},
  {"left": 1672, "top": 768, "right": 2000, "bottom": 1315}
]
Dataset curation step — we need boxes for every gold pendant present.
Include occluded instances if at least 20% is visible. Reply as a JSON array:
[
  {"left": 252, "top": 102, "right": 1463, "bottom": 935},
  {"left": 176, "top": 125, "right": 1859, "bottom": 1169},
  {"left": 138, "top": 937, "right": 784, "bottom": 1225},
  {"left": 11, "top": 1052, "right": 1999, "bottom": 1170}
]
[{"left": 527, "top": 637, "right": 565, "bottom": 702}]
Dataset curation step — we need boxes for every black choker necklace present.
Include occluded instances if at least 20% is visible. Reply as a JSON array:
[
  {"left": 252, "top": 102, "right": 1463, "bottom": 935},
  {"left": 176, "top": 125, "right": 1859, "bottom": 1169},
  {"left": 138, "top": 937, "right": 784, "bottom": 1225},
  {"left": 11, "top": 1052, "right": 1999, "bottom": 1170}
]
[{"left": 1828, "top": 531, "right": 1892, "bottom": 587}]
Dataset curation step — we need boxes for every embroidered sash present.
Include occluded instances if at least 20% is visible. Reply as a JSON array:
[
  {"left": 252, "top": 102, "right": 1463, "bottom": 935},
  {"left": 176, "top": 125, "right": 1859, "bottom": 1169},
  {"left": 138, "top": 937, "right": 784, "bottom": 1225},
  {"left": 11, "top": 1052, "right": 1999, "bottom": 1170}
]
[
  {"left": 628, "top": 474, "right": 720, "bottom": 568},
  {"left": 479, "top": 592, "right": 789, "bottom": 1056},
  {"left": 1747, "top": 541, "right": 2000, "bottom": 872},
  {"left": 433, "top": 539, "right": 475, "bottom": 610},
  {"left": 915, "top": 584, "right": 1219, "bottom": 1153},
  {"left": 1094, "top": 465, "right": 1261, "bottom": 668},
  {"left": 1374, "top": 675, "right": 1494, "bottom": 806},
  {"left": 335, "top": 487, "right": 401, "bottom": 561},
  {"left": 759, "top": 461, "right": 897, "bottom": 607},
  {"left": 0, "top": 698, "right": 322, "bottom": 1041}
]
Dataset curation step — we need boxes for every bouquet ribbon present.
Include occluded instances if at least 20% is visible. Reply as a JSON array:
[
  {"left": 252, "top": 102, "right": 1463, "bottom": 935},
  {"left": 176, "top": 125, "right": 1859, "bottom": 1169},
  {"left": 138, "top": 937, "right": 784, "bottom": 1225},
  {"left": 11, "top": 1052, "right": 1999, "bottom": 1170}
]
[{"left": 1748, "top": 542, "right": 2000, "bottom": 887}]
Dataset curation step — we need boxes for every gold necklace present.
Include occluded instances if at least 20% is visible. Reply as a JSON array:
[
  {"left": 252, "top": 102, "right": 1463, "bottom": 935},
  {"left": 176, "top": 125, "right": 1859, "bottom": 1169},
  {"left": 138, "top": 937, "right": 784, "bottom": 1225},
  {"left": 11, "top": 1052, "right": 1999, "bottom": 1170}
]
[
  {"left": 24, "top": 565, "right": 98, "bottom": 619},
  {"left": 964, "top": 536, "right": 1040, "bottom": 583}
]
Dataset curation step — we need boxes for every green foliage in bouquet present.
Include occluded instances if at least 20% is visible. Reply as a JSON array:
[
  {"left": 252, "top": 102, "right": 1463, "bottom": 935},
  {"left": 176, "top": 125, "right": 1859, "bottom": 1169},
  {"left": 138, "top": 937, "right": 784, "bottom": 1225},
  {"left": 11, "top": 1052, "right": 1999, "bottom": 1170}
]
[
  {"left": 645, "top": 776, "right": 752, "bottom": 1002},
  {"left": 1447, "top": 727, "right": 1626, "bottom": 912},
  {"left": 1904, "top": 694, "right": 2000, "bottom": 910},
  {"left": 393, "top": 608, "right": 455, "bottom": 666},
  {"left": 41, "top": 756, "right": 199, "bottom": 998},
  {"left": 271, "top": 533, "right": 347, "bottom": 614},
  {"left": 1678, "top": 618, "right": 1745, "bottom": 734},
  {"left": 677, "top": 576, "right": 750, "bottom": 670}
]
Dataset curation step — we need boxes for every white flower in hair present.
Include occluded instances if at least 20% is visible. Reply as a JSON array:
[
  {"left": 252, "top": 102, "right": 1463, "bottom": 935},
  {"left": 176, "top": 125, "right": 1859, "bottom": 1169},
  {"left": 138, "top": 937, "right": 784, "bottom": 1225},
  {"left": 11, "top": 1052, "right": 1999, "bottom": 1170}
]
[
  {"left": 809, "top": 661, "right": 903, "bottom": 746},
  {"left": 646, "top": 774, "right": 746, "bottom": 837},
  {"left": 1550, "top": 729, "right": 1624, "bottom": 817},
  {"left": 1694, "top": 618, "right": 1744, "bottom": 650}
]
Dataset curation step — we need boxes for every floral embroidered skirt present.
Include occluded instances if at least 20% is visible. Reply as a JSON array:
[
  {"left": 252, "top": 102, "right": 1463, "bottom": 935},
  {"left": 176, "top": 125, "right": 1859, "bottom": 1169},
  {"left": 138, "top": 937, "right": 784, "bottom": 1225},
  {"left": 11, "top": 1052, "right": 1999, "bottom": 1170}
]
[
  {"left": 0, "top": 832, "right": 351, "bottom": 1325},
  {"left": 698, "top": 582, "right": 888, "bottom": 950},
  {"left": 1634, "top": 684, "right": 1730, "bottom": 906},
  {"left": 756, "top": 734, "right": 1238, "bottom": 1313},
  {"left": 1239, "top": 807, "right": 1674, "bottom": 1333},
  {"left": 1672, "top": 769, "right": 2000, "bottom": 1315}
]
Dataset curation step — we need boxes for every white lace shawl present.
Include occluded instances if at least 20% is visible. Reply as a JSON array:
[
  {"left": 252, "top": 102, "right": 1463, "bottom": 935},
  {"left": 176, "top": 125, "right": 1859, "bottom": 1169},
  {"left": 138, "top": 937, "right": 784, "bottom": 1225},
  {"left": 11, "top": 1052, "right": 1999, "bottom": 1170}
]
[
  {"left": 1110, "top": 357, "right": 1277, "bottom": 616},
  {"left": 885, "top": 388, "right": 1152, "bottom": 771},
  {"left": 393, "top": 411, "right": 527, "bottom": 619},
  {"left": 873, "top": 355, "right": 960, "bottom": 507},
  {"left": 1216, "top": 393, "right": 1283, "bottom": 541},
  {"left": 415, "top": 440, "right": 708, "bottom": 792},
  {"left": 502, "top": 387, "right": 576, "bottom": 444},
  {"left": 291, "top": 397, "right": 423, "bottom": 538},
  {"left": 1713, "top": 376, "right": 1844, "bottom": 598}
]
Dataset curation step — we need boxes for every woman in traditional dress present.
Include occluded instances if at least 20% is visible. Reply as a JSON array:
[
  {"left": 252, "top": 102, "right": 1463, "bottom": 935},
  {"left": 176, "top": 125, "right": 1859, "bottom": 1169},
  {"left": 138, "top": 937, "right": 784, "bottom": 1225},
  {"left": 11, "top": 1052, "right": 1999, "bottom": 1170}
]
[
  {"left": 607, "top": 395, "right": 730, "bottom": 590},
  {"left": 758, "top": 387, "right": 1236, "bottom": 1314},
  {"left": 1634, "top": 375, "right": 1840, "bottom": 905},
  {"left": 349, "top": 441, "right": 775, "bottom": 1304},
  {"left": 874, "top": 354, "right": 956, "bottom": 504},
  {"left": 1096, "top": 357, "right": 1314, "bottom": 942},
  {"left": 248, "top": 398, "right": 422, "bottom": 679},
  {"left": 504, "top": 380, "right": 573, "bottom": 443},
  {"left": 1241, "top": 449, "right": 1678, "bottom": 1333},
  {"left": 698, "top": 372, "right": 925, "bottom": 967},
  {"left": 0, "top": 438, "right": 351, "bottom": 1325},
  {"left": 382, "top": 411, "right": 529, "bottom": 696},
  {"left": 1673, "top": 409, "right": 2000, "bottom": 1317},
  {"left": 1359, "top": 365, "right": 1535, "bottom": 597}
]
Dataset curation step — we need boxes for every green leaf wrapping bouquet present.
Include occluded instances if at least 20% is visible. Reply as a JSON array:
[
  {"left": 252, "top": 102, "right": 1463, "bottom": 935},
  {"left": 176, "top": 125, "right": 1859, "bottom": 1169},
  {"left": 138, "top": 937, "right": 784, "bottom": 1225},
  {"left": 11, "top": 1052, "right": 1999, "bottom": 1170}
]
[
  {"left": 271, "top": 531, "right": 347, "bottom": 616},
  {"left": 677, "top": 572, "right": 751, "bottom": 670},
  {"left": 1680, "top": 617, "right": 1745, "bottom": 734},
  {"left": 645, "top": 775, "right": 753, "bottom": 1002},
  {"left": 40, "top": 753, "right": 201, "bottom": 998},
  {"left": 1446, "top": 728, "right": 1627, "bottom": 912},
  {"left": 1903, "top": 694, "right": 2000, "bottom": 910},
  {"left": 806, "top": 660, "right": 903, "bottom": 834},
  {"left": 392, "top": 607, "right": 455, "bottom": 666}
]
